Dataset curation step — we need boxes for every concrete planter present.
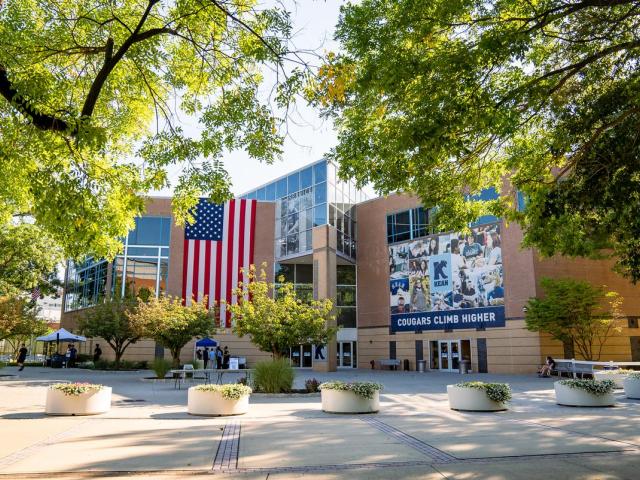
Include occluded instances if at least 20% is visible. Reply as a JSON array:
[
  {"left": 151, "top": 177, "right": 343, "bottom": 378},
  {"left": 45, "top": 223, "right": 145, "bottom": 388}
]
[
  {"left": 593, "top": 371, "right": 627, "bottom": 388},
  {"left": 447, "top": 385, "right": 507, "bottom": 411},
  {"left": 554, "top": 382, "right": 615, "bottom": 407},
  {"left": 623, "top": 377, "right": 640, "bottom": 399},
  {"left": 45, "top": 387, "right": 112, "bottom": 415},
  {"left": 187, "top": 388, "right": 249, "bottom": 416},
  {"left": 321, "top": 389, "right": 380, "bottom": 413}
]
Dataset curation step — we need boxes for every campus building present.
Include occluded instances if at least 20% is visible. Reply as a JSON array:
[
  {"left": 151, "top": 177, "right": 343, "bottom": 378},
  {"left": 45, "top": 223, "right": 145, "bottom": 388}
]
[{"left": 61, "top": 160, "right": 640, "bottom": 373}]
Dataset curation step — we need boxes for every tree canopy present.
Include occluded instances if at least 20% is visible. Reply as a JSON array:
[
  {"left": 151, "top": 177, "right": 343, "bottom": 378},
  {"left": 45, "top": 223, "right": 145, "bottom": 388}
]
[
  {"left": 316, "top": 0, "right": 640, "bottom": 280},
  {"left": 0, "top": 223, "right": 63, "bottom": 295},
  {"left": 78, "top": 291, "right": 142, "bottom": 367},
  {"left": 128, "top": 294, "right": 213, "bottom": 366},
  {"left": 229, "top": 265, "right": 337, "bottom": 358},
  {"left": 0, "top": 0, "right": 306, "bottom": 259},
  {"left": 525, "top": 277, "right": 623, "bottom": 361},
  {"left": 0, "top": 295, "right": 49, "bottom": 353}
]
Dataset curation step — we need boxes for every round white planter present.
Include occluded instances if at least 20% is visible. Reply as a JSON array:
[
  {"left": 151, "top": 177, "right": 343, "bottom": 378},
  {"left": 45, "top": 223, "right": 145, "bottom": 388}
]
[
  {"left": 45, "top": 387, "right": 112, "bottom": 415},
  {"left": 447, "top": 385, "right": 507, "bottom": 411},
  {"left": 554, "top": 382, "right": 615, "bottom": 407},
  {"left": 321, "top": 389, "right": 380, "bottom": 413},
  {"left": 593, "top": 371, "right": 627, "bottom": 388},
  {"left": 623, "top": 377, "right": 640, "bottom": 399},
  {"left": 187, "top": 388, "right": 249, "bottom": 416}
]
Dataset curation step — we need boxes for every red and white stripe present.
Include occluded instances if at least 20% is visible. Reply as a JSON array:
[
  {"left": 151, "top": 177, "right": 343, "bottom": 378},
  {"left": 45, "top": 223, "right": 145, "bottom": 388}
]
[{"left": 182, "top": 199, "right": 257, "bottom": 328}]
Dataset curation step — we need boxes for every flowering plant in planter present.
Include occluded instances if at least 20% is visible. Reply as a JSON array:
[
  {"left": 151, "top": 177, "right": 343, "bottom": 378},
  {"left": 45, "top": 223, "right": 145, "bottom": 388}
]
[
  {"left": 596, "top": 369, "right": 634, "bottom": 375},
  {"left": 50, "top": 383, "right": 104, "bottom": 396},
  {"left": 559, "top": 379, "right": 616, "bottom": 395},
  {"left": 627, "top": 372, "right": 640, "bottom": 380},
  {"left": 455, "top": 381, "right": 512, "bottom": 403},
  {"left": 319, "top": 381, "right": 383, "bottom": 399},
  {"left": 193, "top": 384, "right": 252, "bottom": 400}
]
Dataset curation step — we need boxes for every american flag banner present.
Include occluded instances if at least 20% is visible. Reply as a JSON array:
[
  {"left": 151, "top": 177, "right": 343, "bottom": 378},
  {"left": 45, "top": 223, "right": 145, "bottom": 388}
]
[{"left": 182, "top": 198, "right": 257, "bottom": 327}]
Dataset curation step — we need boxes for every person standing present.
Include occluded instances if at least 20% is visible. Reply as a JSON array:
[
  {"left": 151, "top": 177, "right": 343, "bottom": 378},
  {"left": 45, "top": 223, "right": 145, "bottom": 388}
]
[
  {"left": 203, "top": 347, "right": 209, "bottom": 369},
  {"left": 69, "top": 344, "right": 78, "bottom": 368},
  {"left": 93, "top": 344, "right": 102, "bottom": 362},
  {"left": 216, "top": 346, "right": 223, "bottom": 370},
  {"left": 208, "top": 348, "right": 216, "bottom": 369},
  {"left": 17, "top": 344, "right": 28, "bottom": 371},
  {"left": 223, "top": 346, "right": 230, "bottom": 369}
]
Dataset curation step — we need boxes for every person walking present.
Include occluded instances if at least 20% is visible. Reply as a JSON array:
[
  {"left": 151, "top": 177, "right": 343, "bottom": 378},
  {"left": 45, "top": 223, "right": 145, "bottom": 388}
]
[
  {"left": 223, "top": 346, "right": 230, "bottom": 369},
  {"left": 93, "top": 344, "right": 102, "bottom": 362},
  {"left": 17, "top": 344, "right": 28, "bottom": 371}
]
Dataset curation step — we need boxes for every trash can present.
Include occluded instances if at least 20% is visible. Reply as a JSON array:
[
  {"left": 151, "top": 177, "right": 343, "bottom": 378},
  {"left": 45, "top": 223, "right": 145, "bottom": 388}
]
[
  {"left": 417, "top": 360, "right": 426, "bottom": 373},
  {"left": 459, "top": 360, "right": 471, "bottom": 374}
]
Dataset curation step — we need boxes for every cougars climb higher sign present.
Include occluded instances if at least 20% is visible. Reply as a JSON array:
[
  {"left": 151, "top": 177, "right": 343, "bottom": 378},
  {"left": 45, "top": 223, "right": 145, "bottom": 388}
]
[{"left": 388, "top": 222, "right": 506, "bottom": 333}]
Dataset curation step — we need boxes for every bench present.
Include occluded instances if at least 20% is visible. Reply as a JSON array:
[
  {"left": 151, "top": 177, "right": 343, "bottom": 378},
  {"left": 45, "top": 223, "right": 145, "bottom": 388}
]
[
  {"left": 553, "top": 360, "right": 594, "bottom": 379},
  {"left": 378, "top": 359, "right": 401, "bottom": 370}
]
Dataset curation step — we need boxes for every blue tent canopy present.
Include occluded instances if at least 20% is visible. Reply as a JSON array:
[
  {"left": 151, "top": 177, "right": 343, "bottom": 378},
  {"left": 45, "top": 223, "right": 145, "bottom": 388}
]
[{"left": 195, "top": 337, "right": 218, "bottom": 347}]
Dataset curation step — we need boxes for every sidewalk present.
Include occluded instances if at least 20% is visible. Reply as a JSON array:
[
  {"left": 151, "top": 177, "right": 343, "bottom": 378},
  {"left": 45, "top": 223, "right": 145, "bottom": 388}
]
[{"left": 1, "top": 367, "right": 639, "bottom": 479}]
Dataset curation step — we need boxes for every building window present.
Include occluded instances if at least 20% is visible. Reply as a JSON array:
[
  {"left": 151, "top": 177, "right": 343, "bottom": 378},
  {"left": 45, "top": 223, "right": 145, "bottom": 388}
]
[
  {"left": 113, "top": 216, "right": 171, "bottom": 298},
  {"left": 64, "top": 258, "right": 108, "bottom": 312},
  {"left": 275, "top": 263, "right": 313, "bottom": 302},
  {"left": 336, "top": 265, "right": 356, "bottom": 328}
]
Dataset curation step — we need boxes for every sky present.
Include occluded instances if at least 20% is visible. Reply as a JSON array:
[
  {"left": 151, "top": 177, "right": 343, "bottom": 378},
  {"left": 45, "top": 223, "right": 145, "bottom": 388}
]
[{"left": 156, "top": 0, "right": 346, "bottom": 197}]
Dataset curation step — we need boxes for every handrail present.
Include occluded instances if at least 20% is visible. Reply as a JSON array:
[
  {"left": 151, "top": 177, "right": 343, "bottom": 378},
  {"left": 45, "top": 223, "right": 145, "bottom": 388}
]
[{"left": 553, "top": 359, "right": 640, "bottom": 367}]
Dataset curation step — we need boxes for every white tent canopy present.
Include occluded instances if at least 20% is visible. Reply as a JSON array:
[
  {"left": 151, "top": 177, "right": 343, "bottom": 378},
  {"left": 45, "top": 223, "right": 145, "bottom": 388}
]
[{"left": 36, "top": 328, "right": 86, "bottom": 343}]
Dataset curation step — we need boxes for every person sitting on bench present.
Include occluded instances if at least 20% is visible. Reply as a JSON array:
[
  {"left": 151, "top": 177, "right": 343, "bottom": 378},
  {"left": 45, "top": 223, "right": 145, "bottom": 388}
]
[{"left": 538, "top": 356, "right": 556, "bottom": 377}]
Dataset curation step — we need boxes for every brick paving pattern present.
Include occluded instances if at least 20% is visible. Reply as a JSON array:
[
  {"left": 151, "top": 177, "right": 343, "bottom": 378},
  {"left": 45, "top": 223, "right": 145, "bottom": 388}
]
[{"left": 212, "top": 420, "right": 240, "bottom": 471}]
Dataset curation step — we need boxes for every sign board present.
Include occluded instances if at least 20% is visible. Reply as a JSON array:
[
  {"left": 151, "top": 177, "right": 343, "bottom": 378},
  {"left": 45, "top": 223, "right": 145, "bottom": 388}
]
[{"left": 389, "top": 221, "right": 505, "bottom": 333}]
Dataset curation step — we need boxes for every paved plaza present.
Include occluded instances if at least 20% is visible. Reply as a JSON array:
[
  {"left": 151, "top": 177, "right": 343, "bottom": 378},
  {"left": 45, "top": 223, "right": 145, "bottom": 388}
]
[{"left": 0, "top": 367, "right": 639, "bottom": 479}]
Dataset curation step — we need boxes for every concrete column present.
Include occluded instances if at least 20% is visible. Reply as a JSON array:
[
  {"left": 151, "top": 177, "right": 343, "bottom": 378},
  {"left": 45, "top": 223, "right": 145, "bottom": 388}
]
[{"left": 312, "top": 224, "right": 338, "bottom": 372}]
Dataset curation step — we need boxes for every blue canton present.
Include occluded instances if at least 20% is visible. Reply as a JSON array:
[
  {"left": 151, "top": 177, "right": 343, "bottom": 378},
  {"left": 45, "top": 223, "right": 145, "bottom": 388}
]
[{"left": 184, "top": 199, "right": 224, "bottom": 241}]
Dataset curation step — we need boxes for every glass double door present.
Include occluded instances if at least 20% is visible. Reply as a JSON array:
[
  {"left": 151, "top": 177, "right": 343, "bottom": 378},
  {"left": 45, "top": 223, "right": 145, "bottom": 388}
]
[
  {"left": 438, "top": 340, "right": 460, "bottom": 372},
  {"left": 337, "top": 341, "right": 357, "bottom": 368},
  {"left": 290, "top": 345, "right": 313, "bottom": 368}
]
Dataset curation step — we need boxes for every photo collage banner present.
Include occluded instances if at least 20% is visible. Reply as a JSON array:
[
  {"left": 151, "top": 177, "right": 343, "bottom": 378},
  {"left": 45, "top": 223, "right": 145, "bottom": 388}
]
[{"left": 389, "top": 222, "right": 506, "bottom": 332}]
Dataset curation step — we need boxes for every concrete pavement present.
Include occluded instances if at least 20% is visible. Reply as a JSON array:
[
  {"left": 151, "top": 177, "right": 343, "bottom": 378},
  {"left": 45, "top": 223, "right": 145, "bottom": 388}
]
[{"left": 1, "top": 367, "right": 639, "bottom": 479}]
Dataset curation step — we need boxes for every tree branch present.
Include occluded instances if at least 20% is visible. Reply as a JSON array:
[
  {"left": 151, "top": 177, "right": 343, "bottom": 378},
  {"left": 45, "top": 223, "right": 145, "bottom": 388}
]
[{"left": 0, "top": 65, "right": 73, "bottom": 133}]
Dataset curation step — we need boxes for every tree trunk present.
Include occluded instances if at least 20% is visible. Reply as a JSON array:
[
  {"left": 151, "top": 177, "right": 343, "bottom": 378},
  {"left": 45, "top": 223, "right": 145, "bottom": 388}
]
[
  {"left": 114, "top": 350, "right": 123, "bottom": 369},
  {"left": 170, "top": 347, "right": 181, "bottom": 368}
]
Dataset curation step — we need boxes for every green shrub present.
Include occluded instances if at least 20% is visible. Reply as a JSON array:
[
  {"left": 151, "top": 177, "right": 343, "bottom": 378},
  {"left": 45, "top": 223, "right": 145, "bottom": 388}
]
[
  {"left": 0, "top": 361, "right": 6, "bottom": 370},
  {"left": 76, "top": 353, "right": 92, "bottom": 363},
  {"left": 559, "top": 379, "right": 616, "bottom": 396},
  {"left": 194, "top": 383, "right": 252, "bottom": 399},
  {"left": 51, "top": 383, "right": 104, "bottom": 396},
  {"left": 93, "top": 359, "right": 111, "bottom": 370},
  {"left": 253, "top": 359, "right": 294, "bottom": 393},
  {"left": 628, "top": 372, "right": 640, "bottom": 380},
  {"left": 151, "top": 358, "right": 172, "bottom": 379},
  {"left": 456, "top": 381, "right": 512, "bottom": 403},
  {"left": 319, "top": 381, "right": 383, "bottom": 399},
  {"left": 596, "top": 369, "right": 634, "bottom": 375}
]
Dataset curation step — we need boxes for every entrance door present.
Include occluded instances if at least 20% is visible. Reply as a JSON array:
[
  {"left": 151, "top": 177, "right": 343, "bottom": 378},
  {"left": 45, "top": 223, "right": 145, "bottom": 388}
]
[
  {"left": 301, "top": 344, "right": 313, "bottom": 368},
  {"left": 337, "top": 342, "right": 357, "bottom": 368},
  {"left": 438, "top": 340, "right": 461, "bottom": 372}
]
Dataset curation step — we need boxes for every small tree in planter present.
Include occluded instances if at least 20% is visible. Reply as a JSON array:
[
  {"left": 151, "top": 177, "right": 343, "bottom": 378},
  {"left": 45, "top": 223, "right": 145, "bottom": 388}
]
[
  {"left": 525, "top": 278, "right": 623, "bottom": 360},
  {"left": 447, "top": 381, "right": 511, "bottom": 411},
  {"left": 623, "top": 372, "right": 640, "bottom": 399},
  {"left": 228, "top": 265, "right": 337, "bottom": 358},
  {"left": 128, "top": 295, "right": 213, "bottom": 367},
  {"left": 78, "top": 293, "right": 142, "bottom": 369},
  {"left": 555, "top": 379, "right": 617, "bottom": 407},
  {"left": 188, "top": 384, "right": 253, "bottom": 416},
  {"left": 319, "top": 381, "right": 383, "bottom": 413}
]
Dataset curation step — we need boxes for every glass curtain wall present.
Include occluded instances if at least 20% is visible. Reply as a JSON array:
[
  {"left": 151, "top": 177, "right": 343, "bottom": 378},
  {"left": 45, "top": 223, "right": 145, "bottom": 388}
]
[
  {"left": 336, "top": 265, "right": 356, "bottom": 328},
  {"left": 327, "top": 162, "right": 365, "bottom": 259},
  {"left": 112, "top": 216, "right": 171, "bottom": 297},
  {"left": 275, "top": 263, "right": 313, "bottom": 302},
  {"left": 64, "top": 258, "right": 108, "bottom": 311}
]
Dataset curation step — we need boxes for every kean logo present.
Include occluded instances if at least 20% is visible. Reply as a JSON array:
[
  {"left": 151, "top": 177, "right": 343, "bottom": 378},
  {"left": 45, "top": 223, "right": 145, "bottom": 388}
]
[{"left": 429, "top": 254, "right": 452, "bottom": 293}]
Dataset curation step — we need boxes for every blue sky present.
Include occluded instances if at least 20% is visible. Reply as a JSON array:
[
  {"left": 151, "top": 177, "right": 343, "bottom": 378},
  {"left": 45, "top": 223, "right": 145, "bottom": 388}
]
[{"left": 157, "top": 0, "right": 345, "bottom": 197}]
